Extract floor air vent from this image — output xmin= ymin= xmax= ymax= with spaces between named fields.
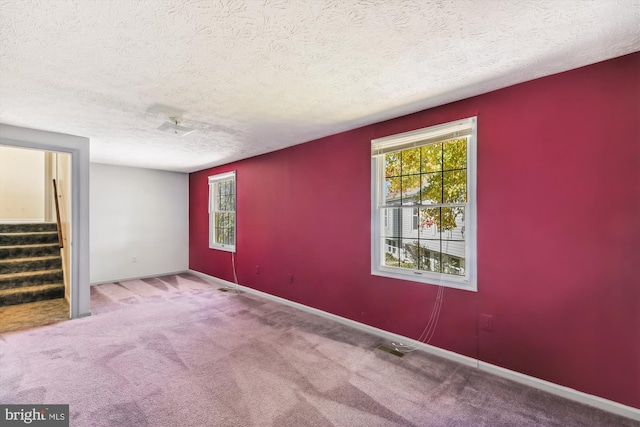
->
xmin=376 ymin=344 xmax=406 ymax=357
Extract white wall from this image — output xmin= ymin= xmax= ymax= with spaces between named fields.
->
xmin=90 ymin=163 xmax=189 ymax=283
xmin=0 ymin=145 xmax=45 ymax=221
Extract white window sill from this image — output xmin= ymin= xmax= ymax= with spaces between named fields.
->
xmin=371 ymin=266 xmax=477 ymax=292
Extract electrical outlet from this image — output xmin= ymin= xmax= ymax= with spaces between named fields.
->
xmin=255 ymin=265 xmax=260 ymax=274
xmin=479 ymin=314 xmax=494 ymax=331
xmin=132 ymin=256 xmax=138 ymax=263
xmin=288 ymin=274 xmax=293 ymax=284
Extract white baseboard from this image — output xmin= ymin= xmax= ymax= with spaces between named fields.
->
xmin=188 ymin=269 xmax=640 ymax=421
xmin=477 ymin=362 xmax=639 ymax=421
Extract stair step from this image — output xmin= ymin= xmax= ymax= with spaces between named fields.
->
xmin=0 ymin=283 xmax=65 ymax=307
xmin=0 ymin=243 xmax=60 ymax=260
xmin=0 ymin=231 xmax=59 ymax=246
xmin=0 ymin=223 xmax=58 ymax=233
xmin=0 ymin=269 xmax=64 ymax=290
xmin=0 ymin=256 xmax=63 ymax=275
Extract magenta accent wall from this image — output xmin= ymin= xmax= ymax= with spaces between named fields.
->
xmin=190 ymin=53 xmax=640 ymax=408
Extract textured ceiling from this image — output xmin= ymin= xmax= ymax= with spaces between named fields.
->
xmin=1 ymin=0 xmax=639 ymax=172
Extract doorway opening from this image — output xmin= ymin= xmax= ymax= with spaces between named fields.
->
xmin=0 ymin=145 xmax=72 ymax=331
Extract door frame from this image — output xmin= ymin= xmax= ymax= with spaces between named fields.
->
xmin=0 ymin=124 xmax=90 ymax=318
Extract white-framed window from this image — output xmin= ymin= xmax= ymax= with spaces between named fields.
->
xmin=208 ymin=171 xmax=236 ymax=252
xmin=371 ymin=117 xmax=477 ymax=291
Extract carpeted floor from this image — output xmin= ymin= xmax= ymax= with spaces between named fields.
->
xmin=0 ymin=273 xmax=636 ymax=427
xmin=0 ymin=297 xmax=69 ymax=333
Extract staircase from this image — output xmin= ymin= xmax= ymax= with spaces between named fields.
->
xmin=0 ymin=223 xmax=65 ymax=307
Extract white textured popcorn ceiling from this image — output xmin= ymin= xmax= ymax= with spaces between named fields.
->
xmin=0 ymin=0 xmax=638 ymax=172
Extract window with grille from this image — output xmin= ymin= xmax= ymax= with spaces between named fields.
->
xmin=371 ymin=117 xmax=477 ymax=291
xmin=208 ymin=171 xmax=236 ymax=252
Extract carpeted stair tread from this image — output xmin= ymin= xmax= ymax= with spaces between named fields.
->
xmin=0 ymin=283 xmax=64 ymax=296
xmin=0 ymin=231 xmax=58 ymax=236
xmin=0 ymin=223 xmax=58 ymax=233
xmin=0 ymin=283 xmax=65 ymax=306
xmin=0 ymin=243 xmax=59 ymax=250
xmin=0 ymin=269 xmax=64 ymax=290
xmin=0 ymin=243 xmax=60 ymax=259
xmin=0 ymin=256 xmax=63 ymax=275
xmin=0 ymin=255 xmax=61 ymax=264
xmin=0 ymin=268 xmax=63 ymax=279
xmin=0 ymin=231 xmax=59 ymax=245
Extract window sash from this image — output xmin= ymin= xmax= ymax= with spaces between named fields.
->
xmin=372 ymin=118 xmax=474 ymax=156
xmin=378 ymin=206 xmax=466 ymax=276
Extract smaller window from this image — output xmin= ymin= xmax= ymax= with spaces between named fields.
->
xmin=208 ymin=171 xmax=236 ymax=252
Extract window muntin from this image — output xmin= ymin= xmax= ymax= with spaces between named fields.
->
xmin=371 ymin=117 xmax=477 ymax=291
xmin=209 ymin=171 xmax=236 ymax=252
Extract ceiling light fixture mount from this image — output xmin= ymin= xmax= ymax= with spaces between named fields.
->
xmin=157 ymin=116 xmax=196 ymax=136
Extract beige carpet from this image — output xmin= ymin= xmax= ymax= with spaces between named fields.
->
xmin=0 ymin=297 xmax=69 ymax=333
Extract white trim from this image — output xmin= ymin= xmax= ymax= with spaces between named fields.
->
xmin=207 ymin=170 xmax=235 ymax=184
xmin=0 ymin=218 xmax=46 ymax=223
xmin=208 ymin=170 xmax=236 ymax=253
xmin=1 ymin=124 xmax=91 ymax=319
xmin=478 ymin=362 xmax=640 ymax=421
xmin=372 ymin=118 xmax=474 ymax=155
xmin=372 ymin=266 xmax=473 ymax=291
xmin=188 ymin=269 xmax=640 ymax=421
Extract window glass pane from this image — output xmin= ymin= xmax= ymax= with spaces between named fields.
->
xmin=215 ymin=212 xmax=235 ymax=245
xmin=401 ymin=175 xmax=420 ymax=204
xmin=443 ymin=138 xmax=466 ymax=170
xmin=418 ymin=207 xmax=440 ymax=237
xmin=227 ymin=181 xmax=236 ymax=210
xmin=441 ymin=207 xmax=465 ymax=276
xmin=401 ymin=239 xmax=420 ymax=269
xmin=440 ymin=207 xmax=465 ymax=239
xmin=227 ymin=214 xmax=236 ymax=245
xmin=420 ymin=173 xmax=442 ymax=204
xmin=217 ymin=179 xmax=235 ymax=211
xmin=421 ymin=143 xmax=442 ymax=173
xmin=385 ymin=152 xmax=401 ymax=178
xmin=385 ymin=177 xmax=401 ymax=206
xmin=439 ymin=207 xmax=464 ymax=240
xmin=442 ymin=254 xmax=465 ymax=276
xmin=381 ymin=208 xmax=401 ymax=237
xmin=383 ymin=238 xmax=401 ymax=267
xmin=443 ymin=170 xmax=466 ymax=203
xmin=401 ymin=147 xmax=421 ymax=175
xmin=418 ymin=242 xmax=440 ymax=272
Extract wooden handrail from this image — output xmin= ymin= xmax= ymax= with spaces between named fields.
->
xmin=53 ymin=179 xmax=64 ymax=249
